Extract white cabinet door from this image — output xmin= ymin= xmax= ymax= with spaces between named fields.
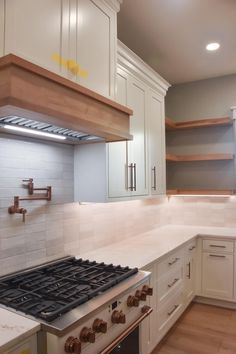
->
xmin=108 ymin=67 xmax=130 ymax=198
xmin=4 ymin=334 xmax=37 ymax=354
xmin=4 ymin=0 xmax=63 ymax=74
xmin=108 ymin=69 xmax=148 ymax=198
xmin=202 ymin=252 xmax=233 ymax=300
xmin=0 ymin=0 xmax=4 ymax=57
xmin=75 ymin=0 xmax=116 ymax=97
xmin=148 ymin=90 xmax=166 ymax=195
xmin=183 ymin=242 xmax=196 ymax=304
xmin=127 ymin=76 xmax=148 ymax=197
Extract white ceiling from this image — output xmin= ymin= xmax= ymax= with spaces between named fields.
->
xmin=117 ymin=0 xmax=236 ymax=84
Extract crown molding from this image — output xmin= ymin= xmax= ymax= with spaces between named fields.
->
xmin=102 ymin=0 xmax=123 ymax=12
xmin=117 ymin=40 xmax=171 ymax=96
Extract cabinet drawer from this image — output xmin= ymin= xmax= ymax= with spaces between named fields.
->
xmin=157 ymin=267 xmax=183 ymax=305
xmin=202 ymin=239 xmax=234 ymax=253
xmin=157 ymin=250 xmax=183 ymax=280
xmin=157 ymin=289 xmax=183 ymax=335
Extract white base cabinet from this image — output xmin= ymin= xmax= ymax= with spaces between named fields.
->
xmin=3 ymin=334 xmax=37 ymax=354
xmin=201 ymin=238 xmax=234 ymax=300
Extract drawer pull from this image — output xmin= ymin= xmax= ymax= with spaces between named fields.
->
xmin=168 ymin=278 xmax=179 ymax=288
xmin=209 ymin=254 xmax=226 ymax=258
xmin=209 ymin=245 xmax=226 ymax=248
xmin=168 ymin=258 xmax=179 ymax=266
xmin=187 ymin=261 xmax=191 ymax=279
xmin=189 ymin=246 xmax=196 ymax=251
xmin=168 ymin=304 xmax=179 ymax=316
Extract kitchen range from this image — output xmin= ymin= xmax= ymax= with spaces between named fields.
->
xmin=0 ymin=256 xmax=153 ymax=354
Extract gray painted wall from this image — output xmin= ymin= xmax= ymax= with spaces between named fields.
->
xmin=166 ymin=74 xmax=236 ymax=121
xmin=165 ymin=74 xmax=236 ymax=191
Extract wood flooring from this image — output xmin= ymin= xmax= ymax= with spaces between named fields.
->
xmin=152 ymin=303 xmax=236 ymax=354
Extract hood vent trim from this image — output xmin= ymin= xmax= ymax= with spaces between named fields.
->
xmin=0 ymin=54 xmax=133 ymax=143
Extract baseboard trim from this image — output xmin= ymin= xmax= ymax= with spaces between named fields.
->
xmin=194 ymin=296 xmax=236 ymax=309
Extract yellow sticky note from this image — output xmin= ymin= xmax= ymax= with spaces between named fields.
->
xmin=20 ymin=350 xmax=30 ymax=354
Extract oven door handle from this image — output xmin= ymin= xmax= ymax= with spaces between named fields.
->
xmin=99 ymin=306 xmax=153 ymax=354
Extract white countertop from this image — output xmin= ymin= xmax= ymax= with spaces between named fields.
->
xmin=0 ymin=308 xmax=40 ymax=352
xmin=2 ymin=224 xmax=236 ymax=351
xmin=80 ymin=225 xmax=236 ymax=269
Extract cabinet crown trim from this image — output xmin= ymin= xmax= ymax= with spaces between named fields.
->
xmin=117 ymin=40 xmax=170 ymax=96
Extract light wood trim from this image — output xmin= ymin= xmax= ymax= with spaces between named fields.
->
xmin=166 ymin=117 xmax=233 ymax=130
xmin=166 ymin=153 xmax=234 ymax=162
xmin=0 ymin=54 xmax=133 ymax=142
xmin=167 ymin=189 xmax=235 ymax=196
xmin=165 ymin=117 xmax=176 ymax=130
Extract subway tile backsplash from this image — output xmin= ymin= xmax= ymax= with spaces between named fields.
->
xmin=1 ymin=134 xmax=236 ymax=277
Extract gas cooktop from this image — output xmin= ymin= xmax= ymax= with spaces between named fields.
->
xmin=0 ymin=257 xmax=138 ymax=323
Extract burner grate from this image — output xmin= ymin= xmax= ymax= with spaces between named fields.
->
xmin=0 ymin=257 xmax=138 ymax=322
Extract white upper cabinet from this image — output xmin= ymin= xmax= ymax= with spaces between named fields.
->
xmin=0 ymin=0 xmax=4 ymax=57
xmin=4 ymin=0 xmax=63 ymax=74
xmin=148 ymin=90 xmax=166 ymax=195
xmin=2 ymin=0 xmax=119 ymax=97
xmin=108 ymin=42 xmax=169 ymax=200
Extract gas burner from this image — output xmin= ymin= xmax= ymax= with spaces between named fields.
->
xmin=0 ymin=257 xmax=138 ymax=322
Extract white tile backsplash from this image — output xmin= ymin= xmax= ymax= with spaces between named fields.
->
xmin=1 ymin=135 xmax=236 ymax=277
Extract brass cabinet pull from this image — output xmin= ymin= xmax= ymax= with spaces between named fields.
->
xmin=168 ymin=257 xmax=179 ymax=266
xmin=168 ymin=304 xmax=179 ymax=316
xmin=168 ymin=278 xmax=179 ymax=288
xmin=209 ymin=254 xmax=226 ymax=258
xmin=152 ymin=166 xmax=157 ymax=190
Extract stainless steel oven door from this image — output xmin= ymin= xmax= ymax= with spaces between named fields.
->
xmin=100 ymin=306 xmax=153 ymax=354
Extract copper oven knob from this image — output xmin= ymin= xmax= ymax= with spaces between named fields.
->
xmin=135 ymin=290 xmax=147 ymax=301
xmin=111 ymin=310 xmax=126 ymax=324
xmin=127 ymin=295 xmax=139 ymax=307
xmin=142 ymin=285 xmax=153 ymax=296
xmin=64 ymin=336 xmax=81 ymax=354
xmin=92 ymin=318 xmax=108 ymax=333
xmin=79 ymin=327 xmax=96 ymax=343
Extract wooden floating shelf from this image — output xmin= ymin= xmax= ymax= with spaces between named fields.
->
xmin=166 ymin=153 xmax=234 ymax=162
xmin=167 ymin=189 xmax=235 ymax=196
xmin=166 ymin=117 xmax=233 ymax=131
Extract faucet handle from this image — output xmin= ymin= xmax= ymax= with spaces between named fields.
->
xmin=22 ymin=178 xmax=34 ymax=194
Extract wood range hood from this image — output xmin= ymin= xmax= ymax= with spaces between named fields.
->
xmin=0 ymin=54 xmax=133 ymax=143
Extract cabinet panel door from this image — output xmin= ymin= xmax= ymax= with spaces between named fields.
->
xmin=108 ymin=68 xmax=130 ymax=198
xmin=0 ymin=0 xmax=4 ymax=57
xmin=148 ymin=90 xmax=166 ymax=195
xmin=202 ymin=253 xmax=233 ymax=300
xmin=76 ymin=0 xmax=115 ymax=97
xmin=127 ymin=77 xmax=148 ymax=196
xmin=5 ymin=0 xmax=63 ymax=74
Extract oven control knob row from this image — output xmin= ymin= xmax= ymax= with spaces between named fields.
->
xmin=64 ymin=336 xmax=81 ymax=354
xmin=93 ymin=318 xmax=108 ymax=333
xmin=127 ymin=295 xmax=139 ymax=307
xmin=135 ymin=289 xmax=147 ymax=301
xmin=111 ymin=310 xmax=126 ymax=324
xmin=80 ymin=327 xmax=96 ymax=343
xmin=142 ymin=285 xmax=153 ymax=296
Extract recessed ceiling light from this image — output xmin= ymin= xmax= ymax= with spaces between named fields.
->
xmin=206 ymin=42 xmax=220 ymax=51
